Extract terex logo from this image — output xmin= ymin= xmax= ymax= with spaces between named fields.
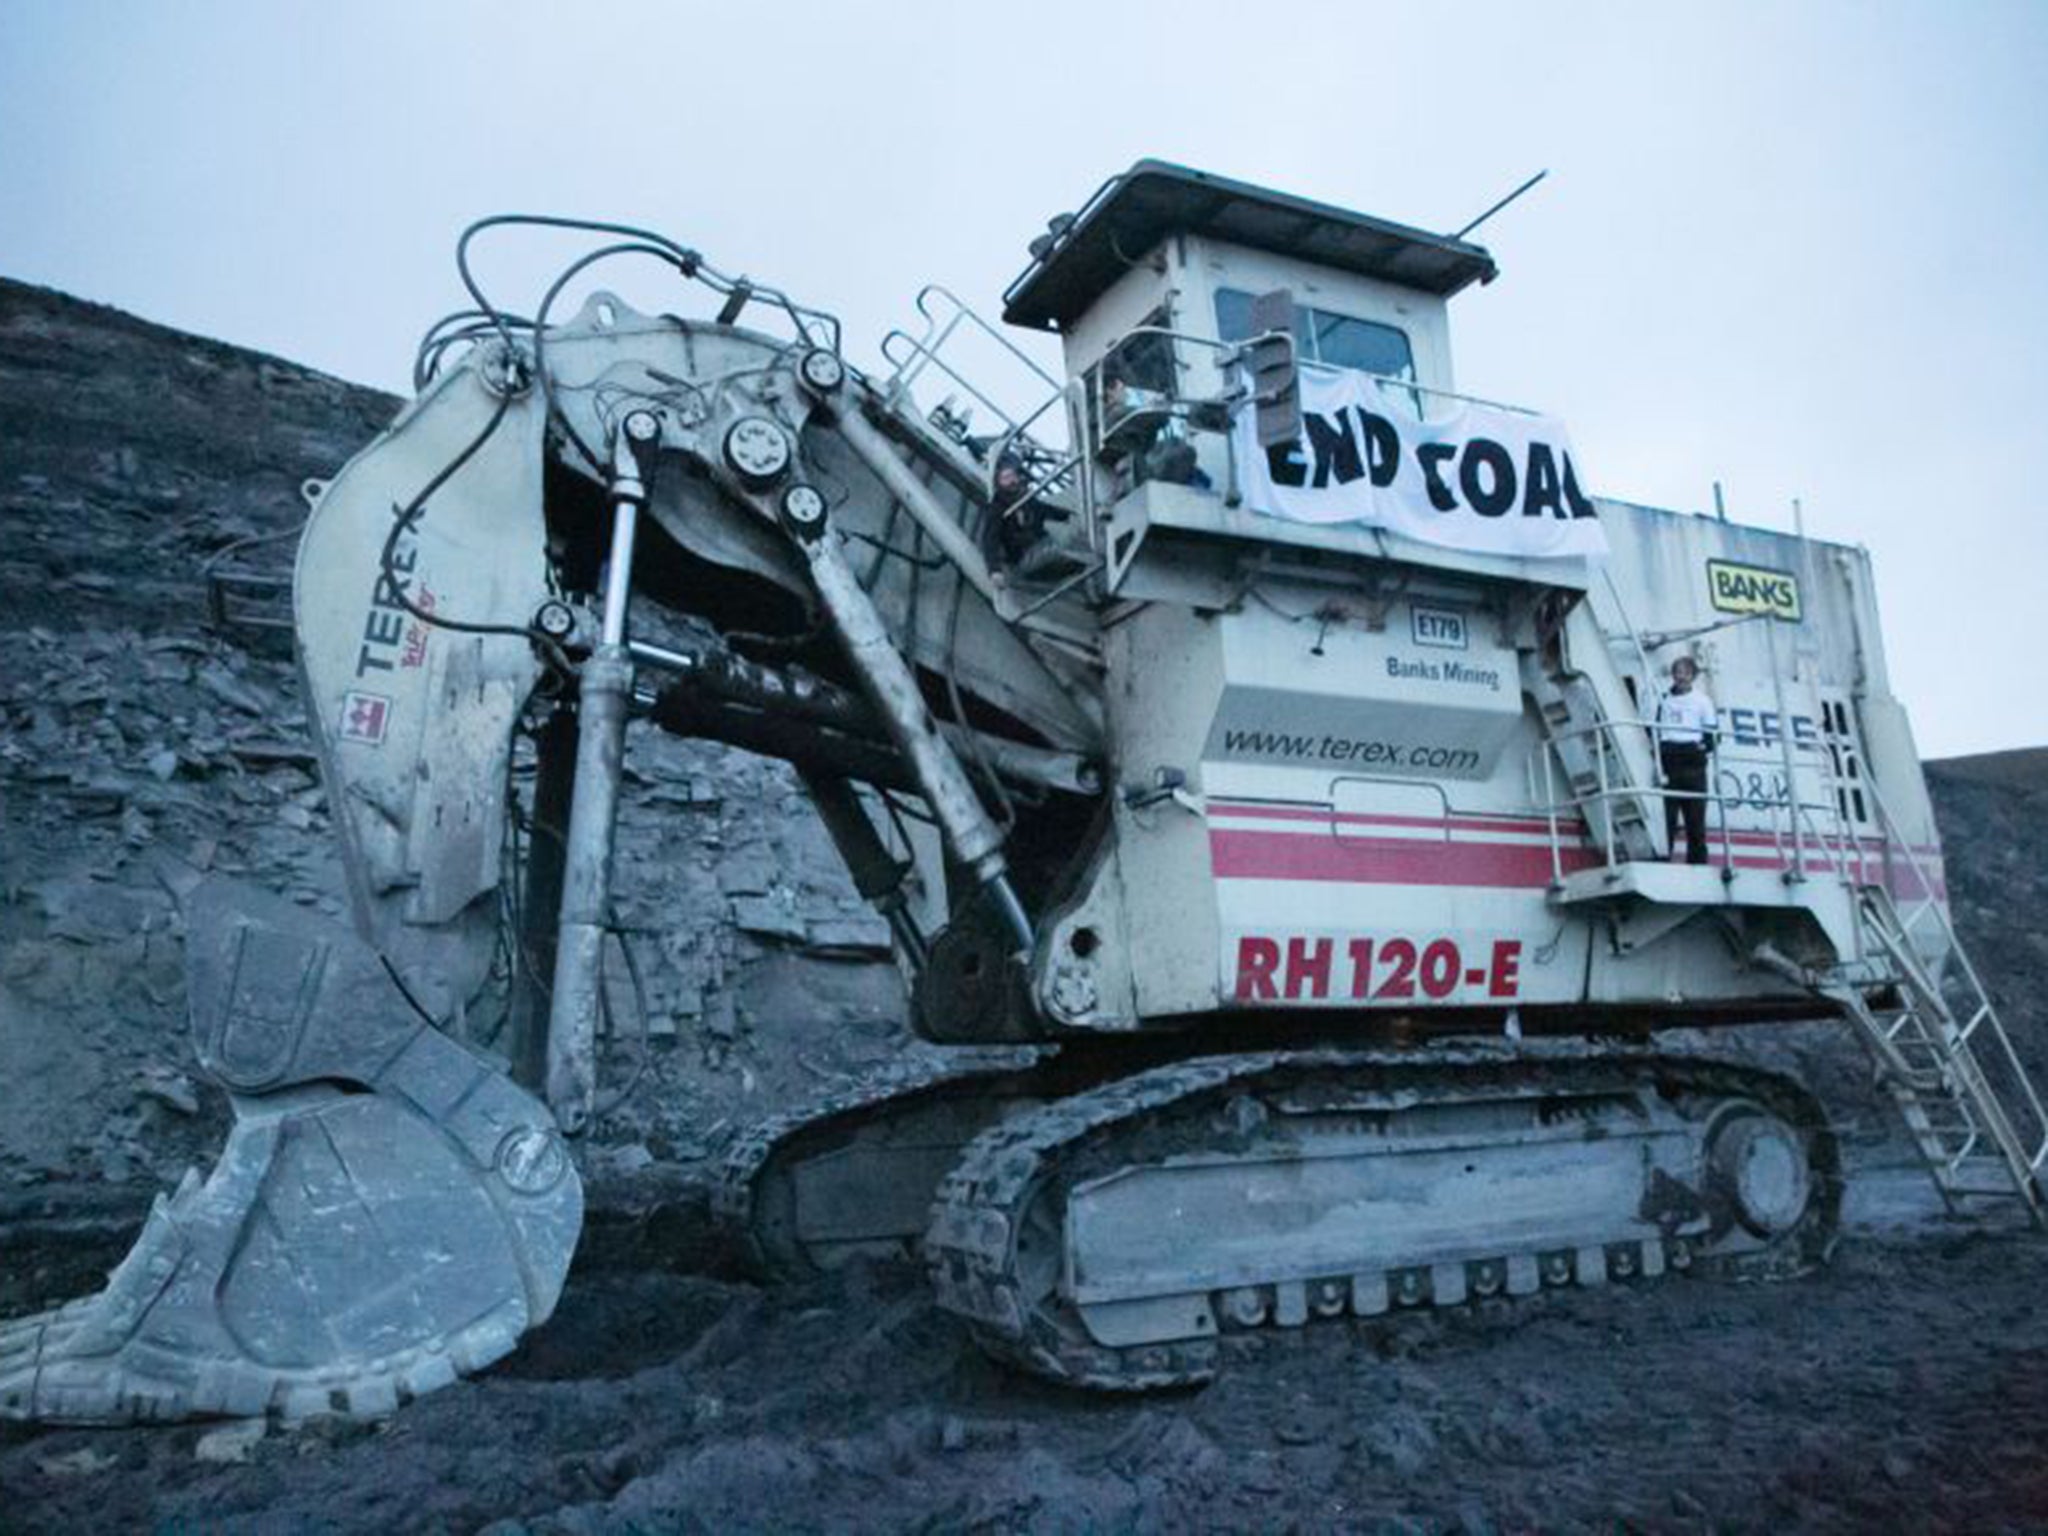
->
xmin=1707 ymin=559 xmax=1803 ymax=622
xmin=1411 ymin=604 xmax=1468 ymax=650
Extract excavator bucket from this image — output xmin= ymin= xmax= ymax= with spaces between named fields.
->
xmin=0 ymin=879 xmax=581 ymax=1424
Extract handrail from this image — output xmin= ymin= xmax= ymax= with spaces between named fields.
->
xmin=1083 ymin=325 xmax=1546 ymax=430
xmin=1857 ymin=773 xmax=2048 ymax=1165
xmin=879 ymin=285 xmax=1068 ymax=466
xmin=1327 ymin=775 xmax=1456 ymax=841
xmin=875 ymin=300 xmax=1580 ymax=596
xmin=1597 ymin=567 xmax=1662 ymax=701
xmin=1857 ymin=771 xmax=1960 ymax=960
xmin=874 ymin=283 xmax=1092 ymax=566
xmin=1539 ymin=746 xmax=1564 ymax=884
xmin=1534 ymin=708 xmax=1861 ymax=878
xmin=988 ymin=378 xmax=1089 ymax=523
xmin=1083 ymin=324 xmax=1261 ymax=447
xmin=885 ymin=284 xmax=1062 ymax=397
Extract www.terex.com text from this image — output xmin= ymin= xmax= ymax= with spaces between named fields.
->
xmin=1221 ymin=729 xmax=1482 ymax=773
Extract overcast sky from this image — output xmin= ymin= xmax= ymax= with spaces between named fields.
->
xmin=2 ymin=0 xmax=2042 ymax=756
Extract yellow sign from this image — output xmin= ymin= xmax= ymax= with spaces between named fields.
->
xmin=1706 ymin=559 xmax=1802 ymax=621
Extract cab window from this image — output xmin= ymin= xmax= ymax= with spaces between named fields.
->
xmin=1215 ymin=287 xmax=1414 ymax=382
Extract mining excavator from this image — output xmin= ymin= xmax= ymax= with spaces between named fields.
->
xmin=7 ymin=162 xmax=2046 ymax=1422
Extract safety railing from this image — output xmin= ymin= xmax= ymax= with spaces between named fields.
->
xmin=875 ymin=286 xmax=1099 ymax=580
xmin=1529 ymin=709 xmax=1879 ymax=887
xmin=1854 ymin=771 xmax=2048 ymax=1186
xmin=1535 ymin=713 xmax=1721 ymax=880
xmin=876 ymin=301 xmax=1571 ymax=584
xmin=1529 ymin=702 xmax=1964 ymax=948
xmin=880 ymin=285 xmax=1065 ymax=448
xmin=1854 ymin=771 xmax=1959 ymax=961
xmin=881 ymin=317 xmax=1269 ymax=571
xmin=1079 ymin=331 xmax=1567 ymax=514
xmin=1075 ymin=324 xmax=1295 ymax=520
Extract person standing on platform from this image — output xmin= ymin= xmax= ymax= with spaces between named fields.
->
xmin=1656 ymin=656 xmax=1718 ymax=864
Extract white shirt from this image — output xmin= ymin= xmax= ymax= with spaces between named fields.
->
xmin=1656 ymin=687 xmax=1718 ymax=747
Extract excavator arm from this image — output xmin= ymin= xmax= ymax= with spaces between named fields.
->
xmin=3 ymin=229 xmax=1110 ymax=1423
xmin=299 ymin=284 xmax=1106 ymax=1122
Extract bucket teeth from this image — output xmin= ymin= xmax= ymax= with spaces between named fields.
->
xmin=0 ymin=879 xmax=582 ymax=1426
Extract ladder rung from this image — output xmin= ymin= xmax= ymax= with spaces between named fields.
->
xmin=1907 ymin=1112 xmax=1980 ymax=1135
xmin=1952 ymin=1194 xmax=2040 ymax=1210
xmin=1906 ymin=1108 xmax=1973 ymax=1130
xmin=1928 ymin=1127 xmax=1982 ymax=1151
xmin=1942 ymin=1140 xmax=1987 ymax=1171
xmin=1890 ymin=1055 xmax=1951 ymax=1078
xmin=1891 ymin=1012 xmax=1962 ymax=1044
xmin=1832 ymin=891 xmax=2048 ymax=1219
xmin=1906 ymin=1102 xmax=1978 ymax=1122
xmin=1891 ymin=1074 xmax=1954 ymax=1096
xmin=1953 ymin=1143 xmax=2021 ymax=1164
xmin=1943 ymin=1157 xmax=2025 ymax=1184
xmin=1936 ymin=1158 xmax=2012 ymax=1181
xmin=1891 ymin=1063 xmax=1955 ymax=1089
xmin=1886 ymin=1034 xmax=1948 ymax=1058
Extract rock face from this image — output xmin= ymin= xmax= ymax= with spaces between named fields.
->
xmin=0 ymin=278 xmax=398 ymax=634
xmin=0 ymin=277 xmax=916 ymax=1206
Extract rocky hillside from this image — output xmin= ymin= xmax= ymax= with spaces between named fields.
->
xmin=0 ymin=280 xmax=396 ymax=632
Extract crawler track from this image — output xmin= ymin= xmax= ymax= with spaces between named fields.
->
xmin=925 ymin=1043 xmax=1840 ymax=1390
xmin=715 ymin=1051 xmax=1079 ymax=1276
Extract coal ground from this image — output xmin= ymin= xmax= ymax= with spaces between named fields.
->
xmin=3 ymin=279 xmax=2048 ymax=1532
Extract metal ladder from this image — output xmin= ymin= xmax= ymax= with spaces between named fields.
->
xmin=1525 ymin=595 xmax=1666 ymax=864
xmin=1821 ymin=877 xmax=2048 ymax=1222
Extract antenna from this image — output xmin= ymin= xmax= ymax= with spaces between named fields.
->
xmin=1450 ymin=170 xmax=1549 ymax=243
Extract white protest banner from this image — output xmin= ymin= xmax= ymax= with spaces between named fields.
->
xmin=1235 ymin=368 xmax=1608 ymax=560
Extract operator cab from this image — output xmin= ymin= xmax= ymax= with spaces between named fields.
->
xmin=996 ymin=161 xmax=1508 ymax=596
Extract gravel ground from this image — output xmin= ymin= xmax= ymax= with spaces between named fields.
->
xmin=5 ymin=1173 xmax=2045 ymax=1534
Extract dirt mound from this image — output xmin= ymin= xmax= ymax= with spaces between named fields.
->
xmin=8 ymin=1202 xmax=2048 ymax=1532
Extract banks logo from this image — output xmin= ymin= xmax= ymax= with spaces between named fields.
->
xmin=1706 ymin=559 xmax=1802 ymax=621
xmin=1411 ymin=604 xmax=1468 ymax=650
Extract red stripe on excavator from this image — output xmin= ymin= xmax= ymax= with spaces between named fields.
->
xmin=1208 ymin=829 xmax=1598 ymax=887
xmin=1206 ymin=828 xmax=1947 ymax=902
xmin=1206 ymin=798 xmax=1945 ymax=860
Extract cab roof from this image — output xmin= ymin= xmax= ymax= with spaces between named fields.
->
xmin=1001 ymin=160 xmax=1500 ymax=333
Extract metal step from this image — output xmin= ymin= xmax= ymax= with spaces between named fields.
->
xmin=1521 ymin=606 xmax=1665 ymax=866
xmin=1826 ymin=885 xmax=2048 ymax=1224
